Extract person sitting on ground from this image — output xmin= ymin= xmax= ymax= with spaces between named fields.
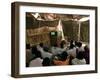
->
xmin=77 ymin=42 xmax=84 ymax=52
xmin=67 ymin=42 xmax=78 ymax=65
xmin=61 ymin=40 xmax=67 ymax=49
xmin=53 ymin=51 xmax=70 ymax=65
xmin=31 ymin=45 xmax=39 ymax=58
xmin=74 ymin=41 xmax=78 ymax=47
xmin=37 ymin=42 xmax=44 ymax=53
xmin=67 ymin=44 xmax=77 ymax=59
xmin=41 ymin=46 xmax=52 ymax=59
xmin=51 ymin=43 xmax=61 ymax=55
xmin=71 ymin=51 xmax=86 ymax=65
xmin=29 ymin=50 xmax=43 ymax=67
xmin=42 ymin=57 xmax=51 ymax=66
xmin=26 ymin=44 xmax=33 ymax=67
xmin=84 ymin=45 xmax=90 ymax=64
xmin=69 ymin=40 xmax=75 ymax=49
xmin=58 ymin=40 xmax=67 ymax=54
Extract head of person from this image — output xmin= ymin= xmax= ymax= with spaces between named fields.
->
xmin=60 ymin=51 xmax=68 ymax=61
xmin=53 ymin=43 xmax=58 ymax=47
xmin=39 ymin=43 xmax=44 ymax=48
xmin=35 ymin=50 xmax=42 ymax=59
xmin=60 ymin=40 xmax=66 ymax=48
xmin=76 ymin=51 xmax=85 ymax=60
xmin=70 ymin=40 xmax=74 ymax=44
xmin=26 ymin=44 xmax=30 ymax=49
xmin=42 ymin=57 xmax=51 ymax=66
xmin=75 ymin=41 xmax=78 ymax=46
xmin=69 ymin=44 xmax=75 ymax=49
xmin=77 ymin=42 xmax=82 ymax=48
xmin=31 ymin=45 xmax=38 ymax=54
xmin=84 ymin=45 xmax=89 ymax=53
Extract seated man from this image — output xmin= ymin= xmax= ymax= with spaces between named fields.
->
xmin=67 ymin=45 xmax=77 ymax=58
xmin=71 ymin=51 xmax=86 ymax=65
xmin=51 ymin=43 xmax=63 ymax=55
xmin=77 ymin=42 xmax=84 ymax=52
xmin=53 ymin=51 xmax=69 ymax=65
xmin=29 ymin=50 xmax=43 ymax=67
xmin=37 ymin=42 xmax=44 ymax=53
xmin=41 ymin=46 xmax=52 ymax=59
xmin=26 ymin=44 xmax=33 ymax=67
xmin=42 ymin=57 xmax=51 ymax=66
xmin=84 ymin=45 xmax=90 ymax=64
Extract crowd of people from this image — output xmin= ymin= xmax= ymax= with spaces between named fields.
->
xmin=26 ymin=40 xmax=89 ymax=67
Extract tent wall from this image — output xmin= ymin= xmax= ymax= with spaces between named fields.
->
xmin=62 ymin=20 xmax=89 ymax=42
xmin=80 ymin=21 xmax=89 ymax=42
xmin=62 ymin=20 xmax=78 ymax=41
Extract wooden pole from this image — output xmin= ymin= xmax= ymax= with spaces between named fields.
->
xmin=78 ymin=22 xmax=81 ymax=41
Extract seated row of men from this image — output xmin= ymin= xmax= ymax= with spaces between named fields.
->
xmin=26 ymin=40 xmax=89 ymax=67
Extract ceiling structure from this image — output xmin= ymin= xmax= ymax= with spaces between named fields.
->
xmin=26 ymin=12 xmax=89 ymax=21
xmin=26 ymin=12 xmax=89 ymax=29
